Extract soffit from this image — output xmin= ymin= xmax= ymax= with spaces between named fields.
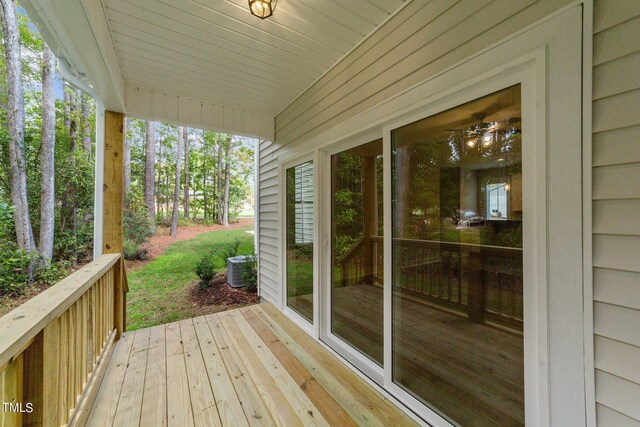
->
xmin=103 ymin=0 xmax=406 ymax=117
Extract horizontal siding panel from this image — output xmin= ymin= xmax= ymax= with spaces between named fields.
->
xmin=259 ymin=176 xmax=278 ymax=190
xmin=258 ymin=260 xmax=278 ymax=278
xmin=259 ymin=211 xmax=279 ymax=222
xmin=260 ymin=166 xmax=279 ymax=181
xmin=593 ymin=163 xmax=640 ymax=200
xmin=595 ymin=335 xmax=640 ymax=385
xmin=594 ymin=235 xmax=640 ymax=272
xmin=593 ymin=125 xmax=640 ymax=166
xmin=594 ymin=51 xmax=640 ymax=100
xmin=279 ymin=0 xmax=531 ymax=143
xmin=594 ymin=268 xmax=640 ymax=310
xmin=259 ymin=242 xmax=278 ymax=255
xmin=259 ymin=235 xmax=278 ymax=248
xmin=259 ymin=142 xmax=280 ymax=159
xmin=594 ymin=302 xmax=640 ymax=347
xmin=260 ymin=154 xmax=277 ymax=168
xmin=260 ymin=207 xmax=278 ymax=220
xmin=259 ymin=250 xmax=278 ymax=267
xmin=593 ymin=15 xmax=640 ymax=66
xmin=594 ymin=0 xmax=640 ymax=33
xmin=258 ymin=226 xmax=277 ymax=239
xmin=259 ymin=193 xmax=279 ymax=205
xmin=260 ymin=218 xmax=278 ymax=233
xmin=259 ymin=185 xmax=278 ymax=197
xmin=595 ymin=370 xmax=640 ymax=422
xmin=594 ymin=200 xmax=640 ymax=236
xmin=593 ymin=89 xmax=640 ymax=133
xmin=597 ymin=404 xmax=640 ymax=427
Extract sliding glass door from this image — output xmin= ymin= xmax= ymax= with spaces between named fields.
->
xmin=285 ymin=161 xmax=314 ymax=323
xmin=390 ymin=85 xmax=524 ymax=425
xmin=330 ymin=139 xmax=384 ymax=366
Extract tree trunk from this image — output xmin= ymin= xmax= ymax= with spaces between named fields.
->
xmin=144 ymin=121 xmax=156 ymax=227
xmin=203 ymin=155 xmax=208 ymax=222
xmin=38 ymin=44 xmax=56 ymax=263
xmin=81 ymin=94 xmax=92 ymax=155
xmin=69 ymin=89 xmax=78 ymax=151
xmin=171 ymin=127 xmax=184 ymax=236
xmin=123 ymin=117 xmax=131 ymax=196
xmin=183 ymin=128 xmax=189 ymax=219
xmin=69 ymin=89 xmax=79 ymax=264
xmin=216 ymin=137 xmax=223 ymax=224
xmin=63 ymin=86 xmax=70 ymax=130
xmin=222 ymin=136 xmax=232 ymax=226
xmin=0 ymin=0 xmax=36 ymax=254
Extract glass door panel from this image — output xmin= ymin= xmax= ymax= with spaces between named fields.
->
xmin=391 ymin=85 xmax=524 ymax=425
xmin=331 ymin=139 xmax=384 ymax=366
xmin=285 ymin=161 xmax=314 ymax=322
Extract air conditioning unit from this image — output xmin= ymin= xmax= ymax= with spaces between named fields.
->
xmin=227 ymin=255 xmax=251 ymax=288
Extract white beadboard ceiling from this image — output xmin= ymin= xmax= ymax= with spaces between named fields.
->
xmin=103 ymin=0 xmax=406 ymax=117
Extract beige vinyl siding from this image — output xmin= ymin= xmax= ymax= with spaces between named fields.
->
xmin=593 ymin=0 xmax=640 ymax=424
xmin=258 ymin=148 xmax=280 ymax=304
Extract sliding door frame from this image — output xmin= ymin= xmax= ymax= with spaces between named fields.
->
xmin=319 ymin=127 xmax=385 ymax=385
xmin=279 ymin=152 xmax=320 ymax=337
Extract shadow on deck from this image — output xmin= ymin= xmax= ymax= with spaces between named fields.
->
xmin=87 ymin=302 xmax=418 ymax=426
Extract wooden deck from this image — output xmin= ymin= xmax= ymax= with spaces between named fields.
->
xmin=87 ymin=302 xmax=418 ymax=426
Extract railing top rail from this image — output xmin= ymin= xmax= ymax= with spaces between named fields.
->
xmin=0 ymin=253 xmax=120 ymax=370
xmin=371 ymin=236 xmax=523 ymax=253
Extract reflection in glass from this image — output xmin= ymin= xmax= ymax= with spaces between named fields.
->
xmin=286 ymin=161 xmax=314 ymax=322
xmin=331 ymin=139 xmax=384 ymax=365
xmin=391 ymin=85 xmax=524 ymax=426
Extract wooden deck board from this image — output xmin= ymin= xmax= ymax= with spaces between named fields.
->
xmin=86 ymin=331 xmax=134 ymax=426
xmin=88 ymin=302 xmax=419 ymax=426
xmin=179 ymin=319 xmax=223 ymax=427
xmin=140 ymin=324 xmax=167 ymax=426
xmin=112 ymin=328 xmax=150 ymax=426
xmin=166 ymin=320 xmax=195 ymax=427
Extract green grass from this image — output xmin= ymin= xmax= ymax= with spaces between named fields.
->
xmin=126 ymin=227 xmax=254 ymax=331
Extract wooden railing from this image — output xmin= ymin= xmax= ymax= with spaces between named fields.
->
xmin=0 ymin=253 xmax=127 ymax=427
xmin=337 ymin=237 xmax=368 ymax=287
xmin=339 ymin=236 xmax=523 ymax=329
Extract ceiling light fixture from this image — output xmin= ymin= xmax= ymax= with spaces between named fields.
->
xmin=249 ymin=0 xmax=277 ymax=19
xmin=481 ymin=133 xmax=493 ymax=148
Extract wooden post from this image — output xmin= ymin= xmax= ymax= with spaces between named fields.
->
xmin=361 ymin=156 xmax=377 ymax=282
xmin=467 ymin=250 xmax=485 ymax=323
xmin=102 ymin=111 xmax=125 ymax=339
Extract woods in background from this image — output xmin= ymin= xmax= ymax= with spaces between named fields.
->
xmin=0 ymin=2 xmax=256 ymax=296
xmin=123 ymin=119 xmax=255 ymax=259
xmin=0 ymin=1 xmax=97 ymax=296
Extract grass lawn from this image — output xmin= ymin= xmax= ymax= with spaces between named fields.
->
xmin=126 ymin=226 xmax=254 ymax=330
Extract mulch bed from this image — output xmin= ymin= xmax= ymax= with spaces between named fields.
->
xmin=188 ymin=272 xmax=260 ymax=316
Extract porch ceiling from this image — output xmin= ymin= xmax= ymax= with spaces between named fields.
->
xmin=105 ymin=0 xmax=405 ymax=117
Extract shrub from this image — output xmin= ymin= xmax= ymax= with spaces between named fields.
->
xmin=34 ymin=260 xmax=70 ymax=286
xmin=195 ymin=252 xmax=217 ymax=287
xmin=216 ymin=238 xmax=241 ymax=263
xmin=0 ymin=245 xmax=37 ymax=296
xmin=123 ymin=239 xmax=149 ymax=261
xmin=240 ymin=254 xmax=258 ymax=293
xmin=124 ymin=207 xmax=154 ymax=246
